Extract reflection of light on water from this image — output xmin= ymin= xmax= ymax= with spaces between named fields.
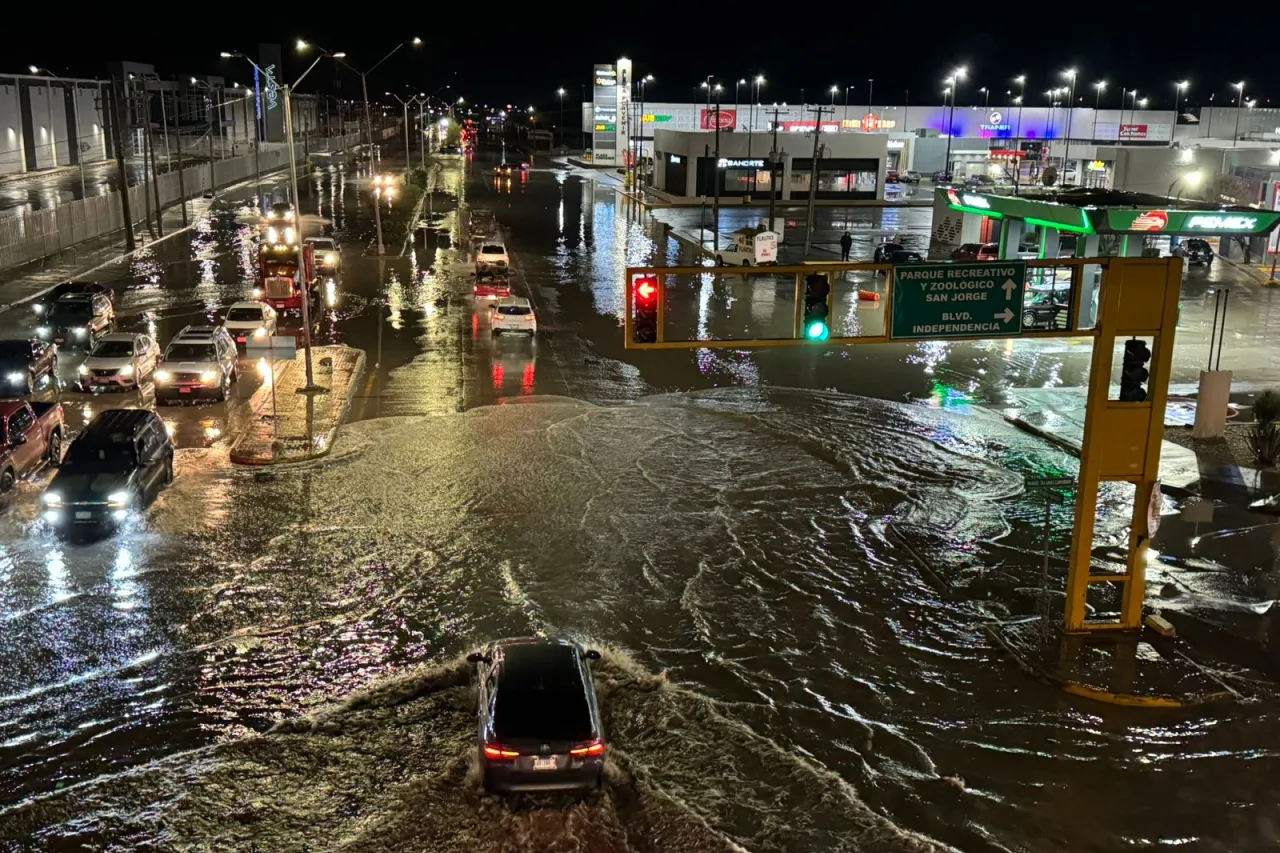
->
xmin=928 ymin=380 xmax=973 ymax=411
xmin=202 ymin=420 xmax=221 ymax=442
xmin=257 ymin=357 xmax=272 ymax=384
xmin=907 ymin=341 xmax=950 ymax=376
xmin=163 ymin=420 xmax=176 ymax=438
xmin=112 ymin=547 xmax=139 ymax=611
xmin=387 ymin=273 xmax=404 ymax=330
xmin=696 ymin=272 xmax=715 ymax=342
xmin=325 ymin=279 xmax=337 ymax=307
xmin=46 ymin=549 xmax=70 ymax=603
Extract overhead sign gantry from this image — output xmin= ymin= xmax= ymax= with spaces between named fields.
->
xmin=625 ymin=258 xmax=1182 ymax=638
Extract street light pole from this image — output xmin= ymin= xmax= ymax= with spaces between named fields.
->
xmin=1232 ymin=81 xmax=1245 ymax=147
xmin=388 ymin=92 xmax=411 ymax=174
xmin=557 ymin=88 xmax=565 ymax=150
xmin=1061 ymin=69 xmax=1077 ymax=185
xmin=943 ymin=67 xmax=965 ymax=181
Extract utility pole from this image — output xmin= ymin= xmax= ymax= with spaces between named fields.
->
xmin=359 ymin=73 xmax=385 ymax=254
xmin=136 ymin=86 xmax=154 ymax=238
xmin=146 ymin=100 xmax=162 ymax=237
xmin=108 ymin=77 xmax=136 ymax=252
xmin=766 ymin=107 xmax=782 ymax=233
xmin=804 ymin=106 xmax=831 ymax=255
xmin=207 ymin=97 xmax=215 ymax=193
xmin=175 ymin=117 xmax=186 ymax=226
xmin=712 ymin=92 xmax=721 ymax=251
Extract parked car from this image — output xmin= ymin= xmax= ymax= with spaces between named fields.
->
xmin=31 ymin=281 xmax=113 ymax=318
xmin=873 ymin=242 xmax=905 ymax=263
xmin=305 ymin=237 xmax=340 ymax=274
xmin=38 ymin=293 xmax=115 ymax=350
xmin=154 ymin=326 xmax=239 ymax=404
xmin=41 ymin=408 xmax=172 ymax=531
xmin=1173 ymin=238 xmax=1215 ymax=266
xmin=1023 ymin=288 xmax=1070 ymax=329
xmin=221 ymin=301 xmax=278 ymax=346
xmin=932 ymin=170 xmax=953 ymax=183
xmin=885 ymin=169 xmax=902 ymax=184
xmin=76 ymin=332 xmax=161 ymax=391
xmin=951 ymin=242 xmax=1000 ymax=262
xmin=0 ymin=339 xmax=58 ymax=394
xmin=490 ymin=296 xmax=537 ymax=336
xmin=474 ymin=271 xmax=511 ymax=299
xmin=468 ymin=638 xmax=606 ymax=794
xmin=0 ymin=400 xmax=64 ymax=495
xmin=887 ymin=250 xmax=925 ymax=264
xmin=901 ymin=171 xmax=922 ymax=184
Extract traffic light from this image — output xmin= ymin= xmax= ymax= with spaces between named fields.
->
xmin=633 ymin=275 xmax=658 ymax=344
xmin=1119 ymin=338 xmax=1151 ymax=402
xmin=802 ymin=273 xmax=831 ymax=341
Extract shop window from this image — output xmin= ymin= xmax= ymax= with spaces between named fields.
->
xmin=816 ymin=169 xmax=877 ymax=193
xmin=721 ymin=167 xmax=756 ymax=190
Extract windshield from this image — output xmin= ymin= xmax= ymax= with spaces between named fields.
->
xmin=50 ymin=303 xmax=93 ymax=322
xmin=165 ymin=344 xmax=216 ymax=361
xmin=63 ymin=442 xmax=137 ymax=473
xmin=498 ymin=306 xmax=531 ymax=316
xmin=481 ymin=245 xmax=504 ymax=254
xmin=226 ymin=308 xmax=264 ymax=322
xmin=91 ymin=341 xmax=133 ymax=358
xmin=0 ymin=342 xmax=32 ymax=359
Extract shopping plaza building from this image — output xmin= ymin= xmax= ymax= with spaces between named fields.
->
xmin=580 ymin=62 xmax=1280 ymax=210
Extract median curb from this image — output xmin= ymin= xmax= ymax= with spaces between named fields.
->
xmin=229 ymin=345 xmax=367 ymax=466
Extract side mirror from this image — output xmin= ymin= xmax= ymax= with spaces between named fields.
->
xmin=466 ymin=652 xmax=485 ymax=665
xmin=585 ymin=649 xmax=601 ymax=661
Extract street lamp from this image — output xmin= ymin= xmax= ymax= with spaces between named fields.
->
xmin=1232 ymin=81 xmax=1246 ymax=146
xmin=1174 ymin=80 xmax=1189 ymax=112
xmin=1093 ymin=80 xmax=1106 ymax=108
xmin=829 ymin=84 xmax=838 ymax=107
xmin=748 ymin=75 xmax=764 ymax=197
xmin=1061 ymin=68 xmax=1077 ymax=186
xmin=943 ymin=66 xmax=965 ymax=181
xmin=317 ymin=37 xmax=423 ymax=256
xmin=556 ymin=87 xmax=565 ymax=150
xmin=221 ymin=47 xmax=335 ymax=392
xmin=1169 ymin=169 xmax=1202 ymax=200
xmin=979 ymin=86 xmax=989 ymax=111
xmin=636 ymin=75 xmax=653 ymax=186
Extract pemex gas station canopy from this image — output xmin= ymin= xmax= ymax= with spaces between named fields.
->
xmin=940 ymin=187 xmax=1280 ymax=238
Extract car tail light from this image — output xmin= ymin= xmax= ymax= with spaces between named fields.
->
xmin=483 ymin=744 xmax=519 ymax=760
xmin=569 ymin=740 xmax=606 ymax=757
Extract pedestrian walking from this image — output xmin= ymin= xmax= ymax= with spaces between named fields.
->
xmin=840 ymin=231 xmax=853 ymax=261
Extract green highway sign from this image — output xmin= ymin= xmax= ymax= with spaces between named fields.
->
xmin=891 ymin=261 xmax=1026 ymax=340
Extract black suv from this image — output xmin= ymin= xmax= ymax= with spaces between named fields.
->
xmin=1175 ymin=238 xmax=1214 ymax=266
xmin=41 ymin=409 xmax=174 ymax=531
xmin=469 ymin=638 xmax=606 ymax=794
xmin=40 ymin=293 xmax=115 ymax=350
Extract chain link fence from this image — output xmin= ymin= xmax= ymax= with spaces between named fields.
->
xmin=0 ymin=128 xmax=390 ymax=273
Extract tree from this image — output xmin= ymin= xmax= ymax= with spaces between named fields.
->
xmin=1199 ymin=174 xmax=1252 ymax=206
xmin=1040 ymin=165 xmax=1058 ymax=187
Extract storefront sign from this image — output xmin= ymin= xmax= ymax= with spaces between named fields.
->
xmin=700 ymin=109 xmax=737 ymax=130
xmin=980 ymin=111 xmax=1011 ymax=132
xmin=669 ymin=155 xmax=682 ymax=164
xmin=594 ymin=68 xmax=616 ymax=87
xmin=887 ymin=139 xmax=905 ymax=149
xmin=718 ymin=158 xmax=764 ymax=169
xmin=754 ymin=231 xmax=779 ymax=264
xmin=642 ymin=115 xmax=673 ymax=123
xmin=851 ymin=113 xmax=897 ymax=131
xmin=1119 ymin=124 xmax=1148 ymax=139
xmin=946 ymin=190 xmax=991 ymax=209
xmin=1103 ymin=209 xmax=1280 ymax=235
xmin=988 ymin=150 xmax=1024 ymax=161
xmin=1087 ymin=160 xmax=1107 ymax=171
xmin=263 ymin=64 xmax=279 ymax=112
xmin=781 ymin=121 xmax=841 ymax=133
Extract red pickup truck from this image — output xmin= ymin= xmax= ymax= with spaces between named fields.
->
xmin=0 ymin=400 xmax=64 ymax=494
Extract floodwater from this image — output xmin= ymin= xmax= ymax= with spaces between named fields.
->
xmin=0 ymin=149 xmax=1277 ymax=853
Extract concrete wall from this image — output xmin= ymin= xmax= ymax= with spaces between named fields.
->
xmin=0 ymin=83 xmax=21 ymax=176
xmin=1101 ymin=146 xmax=1280 ymax=198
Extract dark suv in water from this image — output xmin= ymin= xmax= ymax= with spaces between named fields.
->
xmin=1174 ymin=238 xmax=1215 ymax=266
xmin=468 ymin=637 xmax=606 ymax=793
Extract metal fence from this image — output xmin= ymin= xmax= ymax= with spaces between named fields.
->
xmin=0 ymin=125 xmax=396 ymax=273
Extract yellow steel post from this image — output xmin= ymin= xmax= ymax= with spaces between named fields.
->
xmin=793 ymin=272 xmax=803 ymax=339
xmin=656 ymin=271 xmax=666 ymax=344
xmin=624 ymin=270 xmax=634 ymax=342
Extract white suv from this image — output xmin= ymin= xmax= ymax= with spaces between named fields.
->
xmin=155 ymin=326 xmax=239 ymax=403
xmin=222 ymin=301 xmax=278 ymax=346
xmin=489 ymin=296 xmax=537 ymax=336
xmin=476 ymin=241 xmax=509 ymax=270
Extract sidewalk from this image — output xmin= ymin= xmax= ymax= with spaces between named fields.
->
xmin=229 ymin=346 xmax=366 ymax=465
xmin=993 ymin=385 xmax=1280 ymax=502
xmin=1218 ymin=252 xmax=1279 ymax=284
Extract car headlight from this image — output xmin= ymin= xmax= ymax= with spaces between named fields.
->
xmin=6 ymin=371 xmax=23 ymax=383
xmin=42 ymin=492 xmax=61 ymax=506
xmin=37 ymin=326 xmax=49 ymax=336
xmin=107 ymin=491 xmax=130 ymax=508
xmin=120 ymin=364 xmax=135 ymax=377
xmin=284 ymin=227 xmax=295 ymax=243
xmin=252 ymin=287 xmax=263 ymax=298
xmin=200 ymin=370 xmax=218 ymax=384
xmin=77 ymin=364 xmax=89 ymax=375
xmin=74 ymin=327 xmax=86 ymax=337
xmin=267 ymin=227 xmax=279 ymax=243
xmin=253 ymin=326 xmax=268 ymax=338
xmin=155 ymin=370 xmax=172 ymax=383
xmin=325 ymin=253 xmax=337 ymax=265
xmin=33 ymin=304 xmax=44 ymax=314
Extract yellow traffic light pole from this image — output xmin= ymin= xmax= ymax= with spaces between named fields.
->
xmin=624 ymin=257 xmax=1182 ymax=633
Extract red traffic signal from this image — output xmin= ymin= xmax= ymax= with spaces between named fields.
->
xmin=635 ymin=276 xmax=658 ymax=303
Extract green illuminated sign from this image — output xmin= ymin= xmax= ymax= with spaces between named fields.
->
xmin=938 ymin=189 xmax=1094 ymax=233
xmin=891 ymin=261 xmax=1026 ymax=340
xmin=642 ymin=114 xmax=673 ymax=122
xmin=1103 ymin=209 xmax=1280 ymax=235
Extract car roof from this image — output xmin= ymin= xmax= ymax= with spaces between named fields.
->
xmin=55 ymin=293 xmax=96 ymax=302
xmin=96 ymin=332 xmax=141 ymax=343
xmin=304 ymin=236 xmax=334 ymax=244
xmin=496 ymin=296 xmax=531 ymax=308
xmin=171 ymin=326 xmax=226 ymax=342
xmin=81 ymin=408 xmax=156 ymax=438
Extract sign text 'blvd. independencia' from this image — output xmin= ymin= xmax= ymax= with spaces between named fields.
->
xmin=890 ymin=261 xmax=1027 ymax=340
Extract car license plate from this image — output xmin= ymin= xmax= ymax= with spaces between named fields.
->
xmin=54 ymin=338 xmax=65 ymax=344
xmin=179 ymin=387 xmax=191 ymax=394
xmin=532 ymin=756 xmax=557 ymax=771
xmin=75 ymin=511 xmax=92 ymax=520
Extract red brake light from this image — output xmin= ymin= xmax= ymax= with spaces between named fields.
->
xmin=569 ymin=740 xmax=606 ymax=757
xmin=483 ymin=744 xmax=520 ymax=759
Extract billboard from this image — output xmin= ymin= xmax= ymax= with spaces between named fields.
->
xmin=592 ymin=64 xmax=617 ymax=165
xmin=700 ymin=109 xmax=737 ymax=130
xmin=257 ymin=43 xmax=284 ymax=143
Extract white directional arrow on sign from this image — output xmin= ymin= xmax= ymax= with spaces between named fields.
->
xmin=994 ymin=307 xmax=1015 ymax=323
xmin=1002 ymin=279 xmax=1018 ymax=299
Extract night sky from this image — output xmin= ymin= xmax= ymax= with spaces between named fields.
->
xmin=12 ymin=16 xmax=1277 ymax=115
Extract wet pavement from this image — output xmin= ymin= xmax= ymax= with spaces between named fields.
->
xmin=0 ymin=144 xmax=1278 ymax=852
xmin=0 ymin=156 xmax=183 ymax=219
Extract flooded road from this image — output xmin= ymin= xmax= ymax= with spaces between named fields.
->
xmin=0 ymin=147 xmax=1277 ymax=852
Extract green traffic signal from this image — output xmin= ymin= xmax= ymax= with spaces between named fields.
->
xmin=805 ymin=321 xmax=829 ymax=341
